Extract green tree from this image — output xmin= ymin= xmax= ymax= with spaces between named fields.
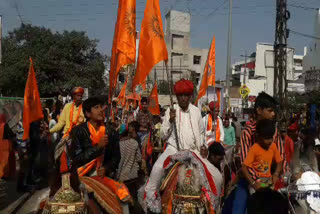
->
xmin=0 ymin=24 xmax=106 ymax=97
xmin=158 ymin=80 xmax=170 ymax=95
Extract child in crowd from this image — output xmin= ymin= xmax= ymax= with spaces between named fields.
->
xmin=116 ymin=124 xmax=142 ymax=214
xmin=242 ymin=119 xmax=283 ymax=194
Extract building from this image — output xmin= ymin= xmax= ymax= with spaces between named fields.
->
xmin=231 ymin=43 xmax=305 ymax=108
xmin=303 ymin=9 xmax=320 ymax=92
xmin=147 ymin=10 xmax=209 ymax=92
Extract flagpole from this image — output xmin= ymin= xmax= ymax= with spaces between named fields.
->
xmin=165 ymin=62 xmax=180 ymax=151
xmin=213 ymin=86 xmax=216 ymax=126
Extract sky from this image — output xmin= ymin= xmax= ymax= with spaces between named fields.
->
xmin=1 ymin=0 xmax=320 ymax=80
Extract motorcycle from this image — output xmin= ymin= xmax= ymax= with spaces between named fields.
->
xmin=278 ymin=169 xmax=320 ymax=214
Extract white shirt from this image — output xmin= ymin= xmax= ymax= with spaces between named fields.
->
xmin=202 ymin=114 xmax=224 ymax=145
xmin=133 ymin=106 xmax=139 ymax=120
xmin=161 ymin=103 xmax=205 ymax=153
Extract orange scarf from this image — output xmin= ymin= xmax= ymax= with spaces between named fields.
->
xmin=88 ymin=122 xmax=106 ymax=145
xmin=78 ymin=123 xmax=131 ymax=206
xmin=63 ymin=102 xmax=83 ymax=138
xmin=76 ymin=122 xmax=106 ymax=175
xmin=207 ymin=114 xmax=221 ymax=143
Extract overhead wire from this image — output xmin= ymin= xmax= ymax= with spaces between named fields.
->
xmin=288 ymin=4 xmax=319 ymax=11
xmin=289 ymin=29 xmax=320 ymax=40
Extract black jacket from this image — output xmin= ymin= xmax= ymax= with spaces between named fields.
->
xmin=70 ymin=122 xmax=121 ymax=177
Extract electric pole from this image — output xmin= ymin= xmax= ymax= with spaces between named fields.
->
xmin=225 ymin=0 xmax=233 ymax=110
xmin=240 ymin=51 xmax=253 ymax=109
xmin=274 ymin=0 xmax=290 ymax=122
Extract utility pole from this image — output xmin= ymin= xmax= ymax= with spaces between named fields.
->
xmin=274 ymin=0 xmax=290 ymax=123
xmin=0 ymin=15 xmax=2 ymax=64
xmin=243 ymin=51 xmax=247 ymax=85
xmin=240 ymin=51 xmax=254 ymax=109
xmin=225 ymin=0 xmax=233 ymax=110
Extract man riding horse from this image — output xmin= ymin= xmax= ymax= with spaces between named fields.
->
xmin=145 ymin=79 xmax=223 ymax=213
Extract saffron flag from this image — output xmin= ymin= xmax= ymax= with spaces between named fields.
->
xmin=109 ymin=0 xmax=121 ymax=103
xmin=109 ymin=0 xmax=136 ymax=102
xmin=114 ymin=0 xmax=136 ymax=88
xmin=117 ymin=80 xmax=127 ymax=107
xmin=22 ymin=58 xmax=44 ymax=140
xmin=132 ymin=0 xmax=168 ymax=90
xmin=116 ymin=0 xmax=136 ymax=65
xmin=148 ymin=83 xmax=160 ymax=115
xmin=195 ymin=36 xmax=216 ymax=105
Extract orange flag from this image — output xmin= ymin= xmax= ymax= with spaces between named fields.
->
xmin=109 ymin=0 xmax=121 ymax=103
xmin=116 ymin=0 xmax=136 ymax=66
xmin=109 ymin=0 xmax=136 ymax=102
xmin=195 ymin=36 xmax=216 ymax=105
xmin=132 ymin=0 xmax=168 ymax=90
xmin=117 ymin=80 xmax=127 ymax=107
xmin=148 ymin=83 xmax=160 ymax=115
xmin=22 ymin=58 xmax=44 ymax=140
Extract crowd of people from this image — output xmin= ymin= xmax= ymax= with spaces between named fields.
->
xmin=1 ymin=78 xmax=320 ymax=213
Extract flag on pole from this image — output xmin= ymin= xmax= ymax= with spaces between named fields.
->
xmin=109 ymin=1 xmax=121 ymax=103
xmin=195 ymin=36 xmax=216 ymax=105
xmin=117 ymin=80 xmax=127 ymax=107
xmin=132 ymin=0 xmax=168 ymax=90
xmin=116 ymin=0 xmax=136 ymax=65
xmin=22 ymin=57 xmax=43 ymax=140
xmin=148 ymin=83 xmax=160 ymax=115
xmin=109 ymin=0 xmax=136 ymax=102
xmin=114 ymin=0 xmax=136 ymax=88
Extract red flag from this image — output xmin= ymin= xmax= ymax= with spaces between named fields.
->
xmin=22 ymin=58 xmax=44 ymax=140
xmin=148 ymin=83 xmax=160 ymax=115
xmin=195 ymin=36 xmax=216 ymax=105
xmin=132 ymin=0 xmax=168 ymax=90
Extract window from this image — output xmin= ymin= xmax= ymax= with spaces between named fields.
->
xmin=172 ymin=34 xmax=184 ymax=50
xmin=193 ymin=55 xmax=201 ymax=65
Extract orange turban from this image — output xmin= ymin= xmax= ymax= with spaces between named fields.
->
xmin=72 ymin=87 xmax=84 ymax=95
xmin=209 ymin=101 xmax=219 ymax=110
xmin=173 ymin=79 xmax=194 ymax=95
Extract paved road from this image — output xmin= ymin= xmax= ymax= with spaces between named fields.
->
xmin=0 ymin=179 xmax=24 ymax=212
xmin=17 ymin=188 xmax=49 ymax=214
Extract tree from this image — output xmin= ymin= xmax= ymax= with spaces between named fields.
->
xmin=158 ymin=80 xmax=170 ymax=95
xmin=0 ymin=24 xmax=106 ymax=97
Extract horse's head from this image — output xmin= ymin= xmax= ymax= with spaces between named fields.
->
xmin=176 ymin=163 xmax=202 ymax=196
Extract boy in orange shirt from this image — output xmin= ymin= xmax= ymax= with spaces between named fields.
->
xmin=242 ymin=119 xmax=283 ymax=193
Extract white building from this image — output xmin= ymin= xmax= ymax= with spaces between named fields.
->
xmin=303 ymin=9 xmax=320 ymax=92
xmin=231 ymin=43 xmax=305 ymax=108
xmin=147 ymin=10 xmax=209 ymax=90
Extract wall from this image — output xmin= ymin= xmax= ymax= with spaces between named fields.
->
xmin=150 ymin=10 xmax=208 ymax=91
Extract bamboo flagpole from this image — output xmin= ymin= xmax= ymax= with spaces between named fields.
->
xmin=165 ymin=62 xmax=180 ymax=151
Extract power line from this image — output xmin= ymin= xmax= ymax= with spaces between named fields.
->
xmin=288 ymin=4 xmax=319 ymax=11
xmin=13 ymin=0 xmax=24 ymax=24
xmin=207 ymin=0 xmax=229 ymax=16
xmin=289 ymin=29 xmax=320 ymax=40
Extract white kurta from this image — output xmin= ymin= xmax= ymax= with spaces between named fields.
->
xmin=145 ymin=103 xmax=222 ymax=212
xmin=202 ymin=114 xmax=224 ymax=145
xmin=161 ymin=103 xmax=205 ymax=152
